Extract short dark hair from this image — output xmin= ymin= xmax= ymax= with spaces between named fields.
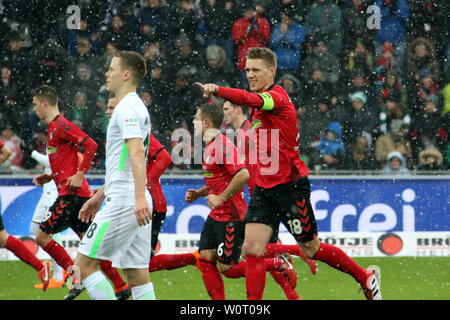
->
xmin=198 ymin=102 xmax=224 ymax=129
xmin=247 ymin=47 xmax=277 ymax=69
xmin=31 ymin=85 xmax=59 ymax=106
xmin=114 ymin=51 xmax=147 ymax=85
xmin=227 ymin=101 xmax=249 ymax=117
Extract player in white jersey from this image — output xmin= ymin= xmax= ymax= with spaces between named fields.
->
xmin=75 ymin=51 xmax=155 ymax=300
xmin=29 ymin=150 xmax=65 ymax=289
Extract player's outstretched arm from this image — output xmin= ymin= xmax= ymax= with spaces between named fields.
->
xmin=33 ymin=173 xmax=53 ymax=186
xmin=196 ymin=82 xmax=269 ymax=110
xmin=185 ymin=186 xmax=208 ymax=203
xmin=195 ymin=82 xmax=219 ymax=99
xmin=127 ymin=137 xmax=152 ymax=226
xmin=206 ymin=168 xmax=249 ymax=210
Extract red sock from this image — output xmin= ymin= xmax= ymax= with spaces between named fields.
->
xmin=270 ymin=271 xmax=301 ymax=300
xmin=6 ymin=236 xmax=43 ymax=271
xmin=100 ymin=260 xmax=126 ymax=291
xmin=42 ymin=239 xmax=73 ymax=271
xmin=245 ymin=254 xmax=266 ymax=300
xmin=221 ymin=261 xmax=246 ymax=278
xmin=313 ymin=242 xmax=367 ymax=284
xmin=149 ymin=253 xmax=196 ymax=272
xmin=198 ymin=258 xmax=225 ymax=300
xmin=264 ymin=243 xmax=306 ymax=259
xmin=221 ymin=257 xmax=282 ymax=279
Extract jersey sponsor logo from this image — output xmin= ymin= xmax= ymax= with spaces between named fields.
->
xmin=251 ymin=119 xmax=262 ymax=129
xmin=202 ymin=171 xmax=213 ymax=178
xmin=47 ymin=146 xmax=57 ymax=154
xmin=124 ymin=118 xmax=139 ymax=127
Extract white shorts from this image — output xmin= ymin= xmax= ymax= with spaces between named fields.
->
xmin=78 ymin=199 xmax=153 ymax=269
xmin=30 ymin=192 xmax=58 ymax=234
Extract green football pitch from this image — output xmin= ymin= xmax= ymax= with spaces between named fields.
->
xmin=0 ymin=257 xmax=449 ymax=300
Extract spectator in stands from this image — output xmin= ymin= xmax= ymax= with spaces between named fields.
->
xmin=314 ymin=122 xmax=345 ymax=170
xmin=409 ymin=69 xmax=439 ymax=117
xmin=269 ymin=8 xmax=306 ymax=76
xmin=341 ymin=134 xmax=377 ymax=170
xmin=407 ymin=0 xmax=449 ymax=56
xmin=64 ymin=92 xmax=93 ymax=131
xmin=65 ymin=38 xmax=100 ymax=84
xmin=67 ymin=19 xmax=101 ymax=56
xmin=0 ymin=126 xmax=24 ymax=172
xmin=340 ymin=69 xmax=376 ymax=110
xmin=375 ymin=121 xmax=412 ymax=168
xmin=98 ymin=41 xmax=119 ymax=75
xmin=302 ymin=41 xmax=340 ymax=84
xmin=231 ymin=4 xmax=271 ymax=82
xmin=277 ymin=73 xmax=302 ymax=110
xmin=339 ymin=91 xmax=378 ymax=146
xmin=406 ymin=37 xmax=440 ymax=85
xmin=0 ymin=66 xmax=20 ymax=127
xmin=264 ymin=0 xmax=303 ymax=26
xmin=375 ymin=0 xmax=409 ymax=70
xmin=410 ymin=94 xmax=447 ymax=158
xmin=165 ymin=66 xmax=203 ymax=132
xmin=170 ymin=0 xmax=198 ymax=45
xmin=31 ymin=34 xmax=67 ymax=89
xmin=200 ymin=0 xmax=239 ymax=65
xmin=141 ymin=59 xmax=170 ymax=109
xmin=137 ymin=0 xmax=170 ymax=45
xmin=381 ymin=151 xmax=410 ymax=175
xmin=62 ymin=63 xmax=98 ymax=108
xmin=417 ymin=146 xmax=445 ymax=171
xmin=374 ymin=42 xmax=400 ymax=88
xmin=168 ymin=33 xmax=203 ymax=83
xmin=345 ymin=40 xmax=375 ymax=82
xmin=304 ymin=0 xmax=342 ymax=55
xmin=0 ymin=32 xmax=29 ymax=92
xmin=200 ymin=44 xmax=237 ymax=88
xmin=302 ymin=68 xmax=337 ymax=109
xmin=380 ymin=70 xmax=407 ymax=112
xmin=101 ymin=14 xmax=135 ymax=51
xmin=342 ymin=0 xmax=376 ymax=54
xmin=301 ymin=97 xmax=338 ymax=154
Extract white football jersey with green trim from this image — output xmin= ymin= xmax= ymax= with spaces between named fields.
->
xmin=104 ymin=92 xmax=151 ymax=205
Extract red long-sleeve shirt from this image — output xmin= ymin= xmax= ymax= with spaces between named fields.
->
xmin=231 ymin=15 xmax=271 ymax=70
xmin=47 ymin=115 xmax=97 ymax=197
xmin=216 ymin=85 xmax=310 ymax=189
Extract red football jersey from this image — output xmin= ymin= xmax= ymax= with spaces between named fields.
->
xmin=47 ymin=115 xmax=93 ymax=197
xmin=146 ymin=134 xmax=171 ymax=213
xmin=217 ymin=85 xmax=310 ymax=189
xmin=203 ymin=134 xmax=247 ymax=222
xmin=0 ymin=140 xmax=4 ymax=148
xmin=237 ymin=120 xmax=258 ymax=195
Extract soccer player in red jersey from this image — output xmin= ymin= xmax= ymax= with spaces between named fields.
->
xmin=186 ymin=102 xmax=296 ymax=300
xmin=196 ymin=47 xmax=382 ymax=300
xmin=31 ymin=85 xmax=130 ymax=300
xmin=0 ymin=141 xmax=51 ymax=290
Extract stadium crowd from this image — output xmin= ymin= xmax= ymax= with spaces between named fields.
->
xmin=0 ymin=0 xmax=449 ymax=173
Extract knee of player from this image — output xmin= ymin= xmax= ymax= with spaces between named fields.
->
xmin=35 ymin=231 xmax=52 ymax=247
xmin=299 ymin=239 xmax=320 ymax=259
xmin=0 ymin=229 xmax=9 ymax=245
xmin=241 ymin=240 xmax=265 ymax=257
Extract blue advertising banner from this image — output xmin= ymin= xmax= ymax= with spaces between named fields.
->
xmin=0 ymin=176 xmax=449 ymax=236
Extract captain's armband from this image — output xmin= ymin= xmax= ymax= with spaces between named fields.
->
xmin=258 ymin=92 xmax=275 ymax=111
